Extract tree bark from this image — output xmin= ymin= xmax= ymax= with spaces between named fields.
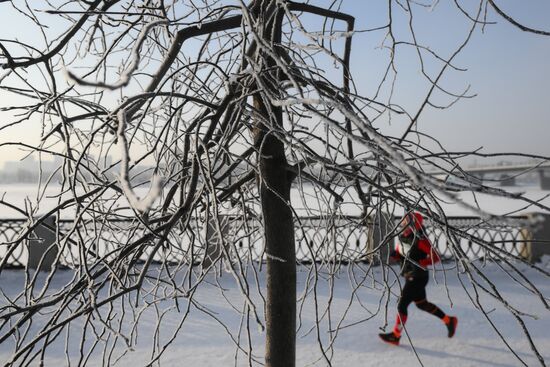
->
xmin=252 ymin=1 xmax=296 ymax=366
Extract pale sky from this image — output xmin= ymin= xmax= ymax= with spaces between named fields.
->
xmin=0 ymin=1 xmax=549 ymax=167
xmin=342 ymin=1 xmax=550 ymax=163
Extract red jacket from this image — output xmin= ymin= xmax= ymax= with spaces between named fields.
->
xmin=394 ymin=235 xmax=440 ymax=268
xmin=393 ymin=212 xmax=440 ymax=274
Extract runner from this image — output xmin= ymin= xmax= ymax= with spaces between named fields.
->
xmin=379 ymin=212 xmax=458 ymax=345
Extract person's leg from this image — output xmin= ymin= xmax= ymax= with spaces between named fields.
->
xmin=393 ymin=280 xmax=415 ymax=337
xmin=379 ymin=278 xmax=416 ymax=345
xmin=415 ymin=298 xmax=446 ymax=318
xmin=413 ymin=274 xmax=458 ymax=337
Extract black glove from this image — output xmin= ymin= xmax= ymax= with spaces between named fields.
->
xmin=399 ymin=232 xmax=414 ymax=245
xmin=389 ymin=249 xmax=400 ymax=260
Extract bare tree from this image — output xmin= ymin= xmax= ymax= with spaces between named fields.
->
xmin=0 ymin=1 xmax=549 ymax=366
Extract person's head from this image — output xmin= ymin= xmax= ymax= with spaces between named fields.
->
xmin=400 ymin=211 xmax=424 ymax=237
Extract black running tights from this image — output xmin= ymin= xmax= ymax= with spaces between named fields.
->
xmin=397 ymin=273 xmax=445 ymax=319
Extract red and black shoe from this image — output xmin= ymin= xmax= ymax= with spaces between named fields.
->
xmin=446 ymin=316 xmax=458 ymax=338
xmin=379 ymin=331 xmax=400 ymax=346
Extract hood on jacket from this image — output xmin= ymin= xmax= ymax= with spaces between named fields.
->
xmin=401 ymin=211 xmax=424 ymax=237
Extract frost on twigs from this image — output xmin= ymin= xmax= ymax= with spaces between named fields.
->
xmin=117 ymin=109 xmax=162 ymax=215
xmin=65 ymin=20 xmax=169 ymax=90
xmin=0 ymin=69 xmax=12 ymax=84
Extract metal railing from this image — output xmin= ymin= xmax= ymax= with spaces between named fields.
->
xmin=0 ymin=214 xmax=536 ymax=269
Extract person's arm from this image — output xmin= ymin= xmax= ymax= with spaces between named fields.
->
xmin=390 ymin=240 xmax=406 ymax=261
xmin=390 ymin=248 xmax=401 ymax=260
xmin=417 ymin=238 xmax=440 ymax=267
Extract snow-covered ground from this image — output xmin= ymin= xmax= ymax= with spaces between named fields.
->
xmin=1 ymin=183 xmax=549 ymax=219
xmin=1 ymin=258 xmax=549 ymax=366
xmin=291 ymin=183 xmax=550 ymax=217
xmin=1 ymin=183 xmax=549 ymax=366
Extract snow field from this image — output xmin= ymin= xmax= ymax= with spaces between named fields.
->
xmin=0 ymin=257 xmax=548 ymax=366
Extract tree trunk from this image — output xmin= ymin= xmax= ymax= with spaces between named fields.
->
xmin=252 ymin=1 xmax=296 ymax=366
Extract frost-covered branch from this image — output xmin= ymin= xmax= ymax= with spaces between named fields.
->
xmin=116 ymin=109 xmax=163 ymax=214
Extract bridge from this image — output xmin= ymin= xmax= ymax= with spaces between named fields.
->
xmin=434 ymin=162 xmax=550 ymax=190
